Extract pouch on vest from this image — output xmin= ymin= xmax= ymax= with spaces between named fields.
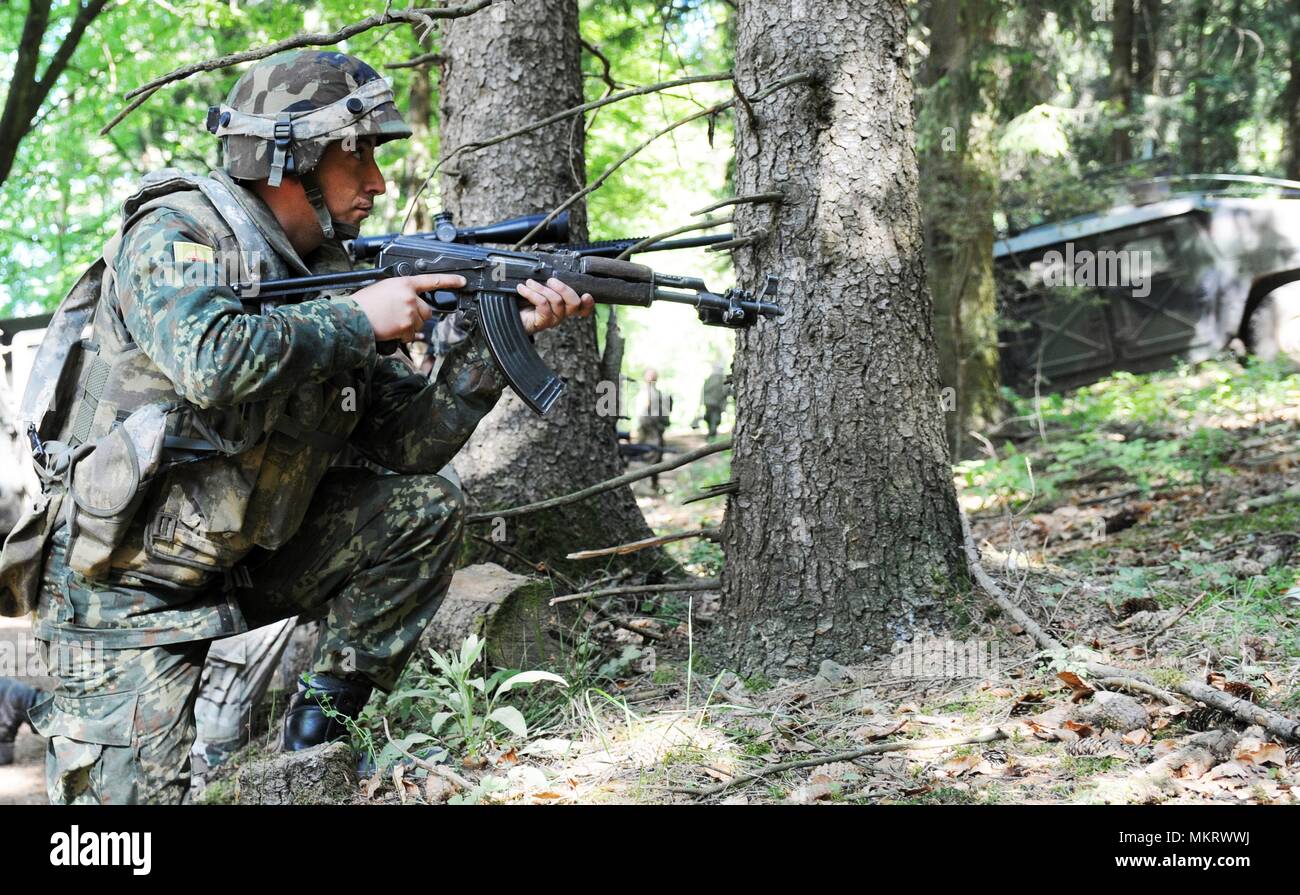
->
xmin=0 ymin=259 xmax=104 ymax=616
xmin=63 ymin=403 xmax=169 ymax=580
xmin=0 ymin=490 xmax=65 ymax=617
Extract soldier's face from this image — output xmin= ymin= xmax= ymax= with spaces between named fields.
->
xmin=316 ymin=136 xmax=387 ymax=226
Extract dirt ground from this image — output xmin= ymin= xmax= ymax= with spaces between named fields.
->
xmin=9 ymin=406 xmax=1300 ymax=805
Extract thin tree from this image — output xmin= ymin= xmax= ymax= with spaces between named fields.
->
xmin=0 ymin=0 xmax=111 ymax=187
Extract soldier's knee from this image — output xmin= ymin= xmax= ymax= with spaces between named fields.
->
xmin=393 ymin=473 xmax=466 ymax=536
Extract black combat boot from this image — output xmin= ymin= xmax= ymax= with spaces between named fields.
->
xmin=0 ymin=678 xmax=43 ymax=766
xmin=281 ymin=673 xmax=373 ymax=752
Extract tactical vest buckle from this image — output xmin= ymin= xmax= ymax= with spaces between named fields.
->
xmin=154 ymin=512 xmax=177 ymax=542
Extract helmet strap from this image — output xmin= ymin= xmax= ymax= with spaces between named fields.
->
xmin=268 ymin=113 xmax=295 ymax=188
xmin=299 ymin=169 xmax=335 ymax=241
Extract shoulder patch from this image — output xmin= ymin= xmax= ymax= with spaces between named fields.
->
xmin=172 ymin=241 xmax=215 ymax=265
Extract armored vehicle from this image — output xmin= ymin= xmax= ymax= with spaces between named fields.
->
xmin=995 ymin=174 xmax=1300 ymax=390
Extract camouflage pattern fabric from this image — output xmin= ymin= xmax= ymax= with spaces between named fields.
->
xmin=217 ymin=51 xmax=411 ymax=182
xmin=28 ymin=169 xmax=504 ymax=631
xmin=29 ymin=639 xmax=209 ymax=805
xmin=699 ymin=372 xmax=730 ymax=438
xmin=700 ymin=371 xmax=730 ymax=410
xmin=636 ymin=382 xmax=671 ymax=445
xmin=31 ymin=467 xmax=465 ymax=804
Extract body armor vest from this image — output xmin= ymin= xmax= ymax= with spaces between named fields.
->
xmin=0 ymin=169 xmax=364 ymax=615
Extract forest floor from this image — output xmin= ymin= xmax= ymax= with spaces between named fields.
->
xmin=330 ymin=356 xmax=1300 ymax=806
xmin=8 ymin=358 xmax=1299 ymax=806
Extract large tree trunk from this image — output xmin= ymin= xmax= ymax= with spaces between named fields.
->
xmin=437 ymin=0 xmax=659 ymax=573
xmin=917 ymin=0 xmax=1002 ymax=457
xmin=714 ymin=0 xmax=966 ymax=676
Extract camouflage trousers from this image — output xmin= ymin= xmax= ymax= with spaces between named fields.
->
xmin=31 ymin=468 xmax=464 ymax=804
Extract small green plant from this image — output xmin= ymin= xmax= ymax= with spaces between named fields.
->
xmin=385 ymin=634 xmax=567 ymax=763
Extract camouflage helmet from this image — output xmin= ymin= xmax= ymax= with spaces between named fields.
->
xmin=207 ymin=50 xmax=410 ymax=238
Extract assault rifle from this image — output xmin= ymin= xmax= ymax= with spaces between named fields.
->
xmin=344 ymin=210 xmax=734 ymax=260
xmin=233 ymin=236 xmax=781 ymax=415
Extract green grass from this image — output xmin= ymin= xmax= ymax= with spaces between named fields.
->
xmin=956 ymin=357 xmax=1300 ymax=510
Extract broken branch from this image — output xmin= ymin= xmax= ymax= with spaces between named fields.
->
xmin=466 ymin=438 xmax=731 ymax=524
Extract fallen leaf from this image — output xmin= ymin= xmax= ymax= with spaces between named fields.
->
xmin=1122 ymin=729 xmax=1151 ymax=746
xmin=1207 ymin=761 xmax=1250 ymax=780
xmin=787 ymin=782 xmax=836 ymax=803
xmin=1057 ymin=671 xmax=1096 ymax=702
xmin=1234 ymin=739 xmax=1287 ymax=767
xmin=361 ymin=773 xmax=383 ymax=801
xmin=424 ymin=775 xmax=455 ymax=804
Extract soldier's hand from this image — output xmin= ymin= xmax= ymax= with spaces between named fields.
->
xmin=517 ymin=277 xmax=594 ymax=335
xmin=353 ymin=274 xmax=464 ymax=343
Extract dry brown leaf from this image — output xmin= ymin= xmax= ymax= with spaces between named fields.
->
xmin=1057 ymin=671 xmax=1096 ymax=702
xmin=988 ymin=687 xmax=1015 ymax=698
xmin=787 ymin=782 xmax=836 ymax=804
xmin=939 ymin=754 xmax=982 ymax=777
xmin=852 ymin=719 xmax=905 ymax=741
xmin=1234 ymin=738 xmax=1287 ymax=767
xmin=1207 ymin=761 xmax=1251 ymax=780
xmin=1122 ymin=729 xmax=1151 ymax=746
xmin=424 ymin=775 xmax=455 ymax=804
xmin=361 ymin=773 xmax=384 ymax=801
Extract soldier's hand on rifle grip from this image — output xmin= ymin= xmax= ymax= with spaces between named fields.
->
xmin=353 ymin=274 xmax=463 ymax=343
xmin=517 ymin=277 xmax=594 ymax=335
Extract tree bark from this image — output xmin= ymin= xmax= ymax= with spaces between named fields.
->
xmin=917 ymin=0 xmax=1002 ymax=457
xmin=714 ymin=0 xmax=966 ymax=676
xmin=437 ymin=0 xmax=659 ymax=573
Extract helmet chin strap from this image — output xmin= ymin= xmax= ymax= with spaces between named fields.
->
xmin=299 ymin=169 xmax=335 ymax=241
xmin=331 ymin=220 xmax=361 ymax=241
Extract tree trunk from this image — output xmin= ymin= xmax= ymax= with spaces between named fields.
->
xmin=1109 ymin=0 xmax=1135 ymax=164
xmin=917 ymin=0 xmax=1002 ymax=457
xmin=714 ymin=0 xmax=966 ymax=676
xmin=401 ymin=31 xmax=436 ymax=233
xmin=0 ymin=0 xmax=109 ymax=187
xmin=1286 ymin=1 xmax=1300 ymax=181
xmin=1134 ymin=0 xmax=1160 ymax=96
xmin=437 ymin=0 xmax=660 ymax=574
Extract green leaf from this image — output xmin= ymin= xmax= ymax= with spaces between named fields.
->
xmin=496 ymin=670 xmax=568 ymax=696
xmin=487 ymin=706 xmax=528 ymax=738
xmin=387 ymin=687 xmax=444 ymax=704
xmin=429 ymin=712 xmax=454 ymax=735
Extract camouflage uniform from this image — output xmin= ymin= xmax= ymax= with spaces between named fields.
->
xmin=698 ymin=370 xmax=730 ymax=439
xmin=18 ymin=52 xmax=505 ymax=803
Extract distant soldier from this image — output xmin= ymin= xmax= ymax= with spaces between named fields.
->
xmin=694 ymin=363 xmax=731 ymax=439
xmin=636 ymin=369 xmax=672 ymax=455
xmin=0 ymin=677 xmax=42 ymax=766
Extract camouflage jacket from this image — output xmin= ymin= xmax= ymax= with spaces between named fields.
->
xmin=32 ymin=169 xmax=503 ymax=646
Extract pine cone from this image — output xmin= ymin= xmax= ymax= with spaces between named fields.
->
xmin=1117 ymin=597 xmax=1160 ymax=619
xmin=1066 ymin=737 xmax=1105 ymax=757
xmin=1221 ymin=681 xmax=1256 ymax=703
xmin=1185 ymin=706 xmax=1242 ymax=732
